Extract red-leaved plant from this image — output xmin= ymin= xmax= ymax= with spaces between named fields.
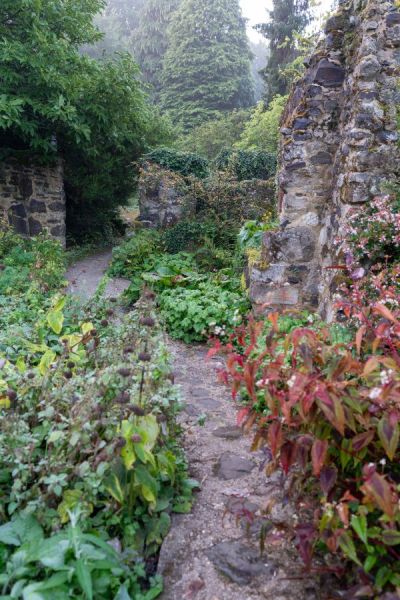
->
xmin=211 ymin=266 xmax=400 ymax=597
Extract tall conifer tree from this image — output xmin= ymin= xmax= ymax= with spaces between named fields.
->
xmin=257 ymin=0 xmax=311 ymax=103
xmin=134 ymin=0 xmax=180 ymax=102
xmin=161 ymin=0 xmax=254 ymax=131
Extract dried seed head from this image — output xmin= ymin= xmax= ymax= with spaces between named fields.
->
xmin=63 ymin=370 xmax=73 ymax=379
xmin=101 ymin=319 xmax=109 ymax=327
xmin=67 ymin=361 xmax=75 ymax=369
xmin=156 ymin=414 xmax=167 ymax=423
xmin=116 ymin=391 xmax=130 ymax=404
xmin=131 ymin=405 xmax=145 ymax=416
xmin=110 ymin=297 xmax=117 ymax=303
xmin=138 ymin=352 xmax=151 ymax=362
xmin=7 ymin=389 xmax=17 ymax=401
xmin=123 ymin=346 xmax=135 ymax=354
xmin=117 ymin=368 xmax=131 ymax=377
xmin=115 ymin=437 xmax=126 ymax=448
xmin=140 ymin=316 xmax=155 ymax=327
xmin=131 ymin=434 xmax=142 ymax=443
xmin=27 ymin=372 xmax=35 ymax=380
xmin=167 ymin=373 xmax=175 ymax=384
xmin=144 ymin=291 xmax=156 ymax=301
xmin=91 ymin=329 xmax=98 ymax=337
xmin=106 ymin=308 xmax=114 ymax=316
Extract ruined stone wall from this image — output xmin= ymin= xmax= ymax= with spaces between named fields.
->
xmin=0 ymin=160 xmax=66 ymax=245
xmin=249 ymin=0 xmax=400 ymax=319
xmin=138 ymin=162 xmax=276 ymax=229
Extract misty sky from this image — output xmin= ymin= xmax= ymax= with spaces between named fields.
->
xmin=240 ymin=0 xmax=335 ymax=41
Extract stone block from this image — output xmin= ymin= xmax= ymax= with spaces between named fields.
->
xmin=273 ymin=227 xmax=316 ymax=263
xmin=314 ymin=59 xmax=345 ymax=87
xmin=28 ymin=217 xmax=43 ymax=235
xmin=30 ymin=199 xmax=47 ymax=213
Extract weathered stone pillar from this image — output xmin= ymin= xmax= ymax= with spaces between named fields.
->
xmin=0 ymin=159 xmax=66 ymax=246
xmin=249 ymin=0 xmax=400 ymax=319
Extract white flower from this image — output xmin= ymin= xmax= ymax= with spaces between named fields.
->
xmin=379 ymin=458 xmax=387 ymax=466
xmin=287 ymin=375 xmax=296 ymax=388
xmin=369 ymin=387 xmax=381 ymax=400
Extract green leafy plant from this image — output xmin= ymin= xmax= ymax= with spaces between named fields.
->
xmin=144 ymin=148 xmax=209 ymax=179
xmin=214 ymin=149 xmax=277 ymax=181
xmin=159 ymin=281 xmax=249 ymax=343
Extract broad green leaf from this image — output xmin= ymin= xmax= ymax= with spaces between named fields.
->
xmin=47 ymin=310 xmax=64 ymax=335
xmin=338 ymin=531 xmax=361 ymax=566
xmin=39 ymin=350 xmax=56 ymax=376
xmin=81 ymin=323 xmax=94 ymax=335
xmin=135 ymin=465 xmax=158 ymax=504
xmin=75 ymin=560 xmax=93 ymax=600
xmin=351 ymin=514 xmax=368 ymax=545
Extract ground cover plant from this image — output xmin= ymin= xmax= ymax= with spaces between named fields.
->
xmin=0 ymin=227 xmax=194 ymax=599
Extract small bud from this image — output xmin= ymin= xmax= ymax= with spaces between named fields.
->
xmin=131 ymin=434 xmax=142 ymax=443
xmin=67 ymin=361 xmax=75 ymax=369
xmin=123 ymin=346 xmax=135 ymax=354
xmin=7 ymin=389 xmax=17 ymax=401
xmin=116 ymin=392 xmax=130 ymax=404
xmin=140 ymin=316 xmax=155 ymax=327
xmin=115 ymin=437 xmax=126 ymax=449
xmin=138 ymin=352 xmax=151 ymax=362
xmin=117 ymin=368 xmax=131 ymax=377
xmin=131 ymin=405 xmax=145 ymax=416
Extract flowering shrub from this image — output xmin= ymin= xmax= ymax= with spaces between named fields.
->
xmin=340 ymin=195 xmax=400 ymax=269
xmin=213 ymin=270 xmax=400 ymax=596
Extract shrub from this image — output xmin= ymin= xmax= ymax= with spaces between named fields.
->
xmin=236 ymin=95 xmax=287 ymax=154
xmin=144 ymin=147 xmax=209 ymax=179
xmin=214 ymin=149 xmax=277 ymax=181
xmin=176 ymin=109 xmax=250 ymax=160
xmin=159 ymin=281 xmax=249 ymax=343
xmin=109 ymin=230 xmax=163 ymax=279
xmin=340 ymin=194 xmax=400 ymax=269
xmin=213 ymin=268 xmax=400 ymax=596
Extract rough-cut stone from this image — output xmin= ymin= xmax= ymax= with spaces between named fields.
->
xmin=250 ymin=0 xmax=400 ymax=318
xmin=214 ymin=453 xmax=254 ymax=480
xmin=314 ymin=59 xmax=346 ymax=87
xmin=0 ymin=160 xmax=65 ymax=245
xmin=206 ymin=541 xmax=276 ymax=585
xmin=212 ymin=426 xmax=243 ymax=440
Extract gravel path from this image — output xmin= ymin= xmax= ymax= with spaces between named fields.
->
xmin=66 ymin=249 xmax=130 ymax=300
xmin=158 ymin=341 xmax=322 ymax=600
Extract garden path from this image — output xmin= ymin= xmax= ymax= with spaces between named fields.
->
xmin=66 ymin=249 xmax=130 ymax=300
xmin=158 ymin=340 xmax=322 ymax=600
xmin=66 ymin=250 xmax=323 ymax=600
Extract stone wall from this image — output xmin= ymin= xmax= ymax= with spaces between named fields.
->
xmin=0 ymin=160 xmax=66 ymax=245
xmin=138 ymin=162 xmax=276 ymax=230
xmin=249 ymin=0 xmax=400 ymax=318
xmin=138 ymin=163 xmax=196 ymax=229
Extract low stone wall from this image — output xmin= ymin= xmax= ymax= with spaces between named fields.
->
xmin=138 ymin=162 xmax=276 ymax=229
xmin=0 ymin=159 xmax=66 ymax=245
xmin=138 ymin=163 xmax=196 ymax=228
xmin=249 ymin=0 xmax=400 ymax=318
